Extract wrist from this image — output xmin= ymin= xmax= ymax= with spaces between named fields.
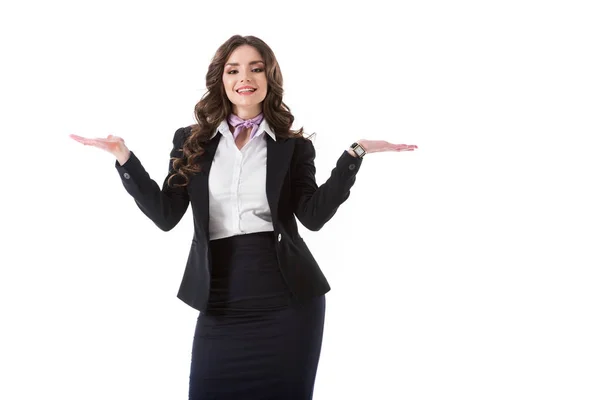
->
xmin=116 ymin=149 xmax=131 ymax=166
xmin=349 ymin=141 xmax=366 ymax=158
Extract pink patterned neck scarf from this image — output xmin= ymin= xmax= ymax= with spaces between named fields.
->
xmin=227 ymin=113 xmax=264 ymax=140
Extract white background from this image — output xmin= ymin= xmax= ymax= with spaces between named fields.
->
xmin=1 ymin=0 xmax=599 ymax=399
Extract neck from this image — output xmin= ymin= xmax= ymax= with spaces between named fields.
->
xmin=231 ymin=105 xmax=262 ymax=120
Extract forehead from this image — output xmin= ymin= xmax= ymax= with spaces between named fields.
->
xmin=225 ymin=45 xmax=264 ymax=65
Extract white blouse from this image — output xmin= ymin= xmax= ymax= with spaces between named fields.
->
xmin=207 ymin=118 xmax=278 ymax=241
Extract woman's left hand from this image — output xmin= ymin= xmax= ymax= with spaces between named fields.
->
xmin=358 ymin=139 xmax=418 ymax=154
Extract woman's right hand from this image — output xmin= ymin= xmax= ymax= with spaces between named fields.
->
xmin=69 ymin=134 xmax=131 ymax=164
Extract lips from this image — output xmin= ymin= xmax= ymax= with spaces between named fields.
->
xmin=236 ymin=86 xmax=256 ymax=93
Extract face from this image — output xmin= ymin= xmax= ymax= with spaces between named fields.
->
xmin=222 ymin=45 xmax=268 ymax=118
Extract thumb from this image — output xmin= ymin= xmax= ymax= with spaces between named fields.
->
xmin=107 ymin=134 xmax=124 ymax=143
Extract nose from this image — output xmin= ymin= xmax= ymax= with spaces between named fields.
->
xmin=239 ymin=69 xmax=251 ymax=82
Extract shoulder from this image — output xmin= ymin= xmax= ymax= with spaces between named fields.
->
xmin=172 ymin=126 xmax=194 ymax=144
xmin=291 ymin=135 xmax=315 ymax=150
xmin=291 ymin=135 xmax=316 ymax=164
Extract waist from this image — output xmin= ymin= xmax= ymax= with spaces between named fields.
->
xmin=209 ymin=230 xmax=276 ymax=251
xmin=207 ymin=230 xmax=292 ymax=311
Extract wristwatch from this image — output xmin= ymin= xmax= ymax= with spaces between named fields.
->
xmin=350 ymin=142 xmax=366 ymax=158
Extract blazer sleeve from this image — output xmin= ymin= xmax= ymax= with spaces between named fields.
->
xmin=291 ymin=137 xmax=363 ymax=231
xmin=114 ymin=127 xmax=190 ymax=232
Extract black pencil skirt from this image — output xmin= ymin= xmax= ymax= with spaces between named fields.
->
xmin=188 ymin=231 xmax=326 ymax=400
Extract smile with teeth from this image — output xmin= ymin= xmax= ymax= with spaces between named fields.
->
xmin=237 ymin=88 xmax=256 ymax=93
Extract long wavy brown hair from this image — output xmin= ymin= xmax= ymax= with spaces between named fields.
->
xmin=167 ymin=35 xmax=309 ymax=189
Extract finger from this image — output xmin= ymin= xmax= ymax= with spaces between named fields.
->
xmin=81 ymin=139 xmax=101 ymax=147
xmin=88 ymin=138 xmax=117 ymax=148
xmin=71 ymin=135 xmax=102 ymax=144
xmin=89 ymin=137 xmax=118 ymax=144
xmin=72 ymin=136 xmax=94 ymax=145
xmin=70 ymin=134 xmax=88 ymax=143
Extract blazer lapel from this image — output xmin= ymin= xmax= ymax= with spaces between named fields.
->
xmin=266 ymin=135 xmax=295 ymax=221
xmin=192 ymin=134 xmax=221 ymax=233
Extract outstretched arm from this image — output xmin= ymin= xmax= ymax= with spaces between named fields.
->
xmin=291 ymin=138 xmax=363 ymax=231
xmin=114 ymin=127 xmax=190 ymax=232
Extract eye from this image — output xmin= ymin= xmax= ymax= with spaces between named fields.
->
xmin=226 ymin=68 xmax=264 ymax=74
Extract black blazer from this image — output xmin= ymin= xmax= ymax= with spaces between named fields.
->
xmin=115 ymin=126 xmax=363 ymax=312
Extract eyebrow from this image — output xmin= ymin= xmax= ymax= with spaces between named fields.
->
xmin=225 ymin=60 xmax=265 ymax=67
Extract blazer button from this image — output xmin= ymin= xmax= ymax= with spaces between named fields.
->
xmin=348 ymin=164 xmax=356 ymax=170
xmin=123 ymin=173 xmax=130 ymax=179
xmin=278 ymin=233 xmax=282 ymax=242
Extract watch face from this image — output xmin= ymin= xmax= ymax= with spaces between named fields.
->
xmin=354 ymin=146 xmax=365 ymax=156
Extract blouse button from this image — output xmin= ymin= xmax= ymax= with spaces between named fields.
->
xmin=278 ymin=233 xmax=282 ymax=242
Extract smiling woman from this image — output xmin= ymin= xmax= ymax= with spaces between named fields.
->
xmin=181 ymin=35 xmax=334 ymax=400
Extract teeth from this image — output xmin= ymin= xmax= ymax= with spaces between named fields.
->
xmin=237 ymin=88 xmax=255 ymax=93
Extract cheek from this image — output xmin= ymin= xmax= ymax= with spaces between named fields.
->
xmin=259 ymin=77 xmax=268 ymax=92
xmin=223 ymin=74 xmax=236 ymax=87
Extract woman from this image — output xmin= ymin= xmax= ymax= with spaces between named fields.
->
xmin=70 ymin=34 xmax=417 ymax=400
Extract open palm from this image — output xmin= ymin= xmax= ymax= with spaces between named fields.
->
xmin=358 ymin=139 xmax=418 ymax=154
xmin=69 ymin=134 xmax=126 ymax=155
